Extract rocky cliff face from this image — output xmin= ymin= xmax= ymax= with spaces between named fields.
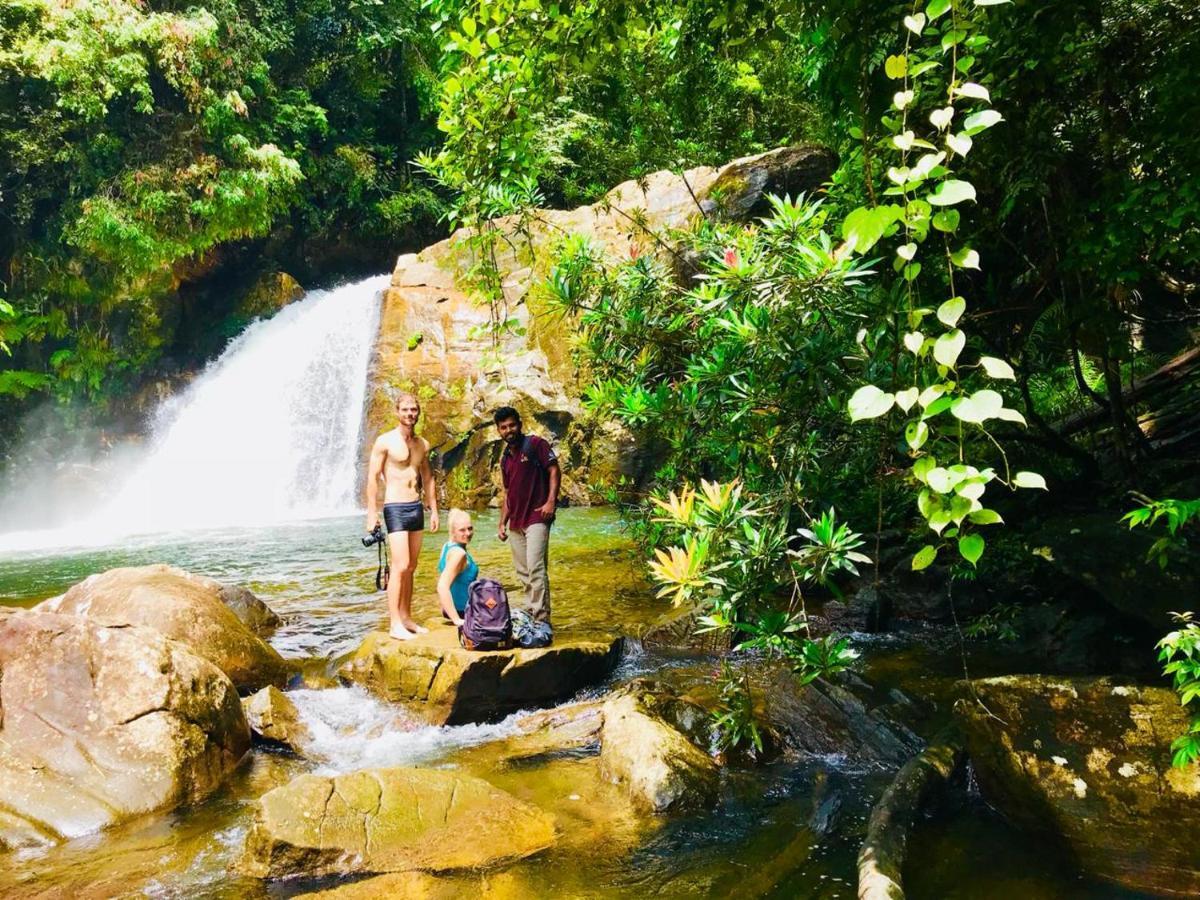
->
xmin=366 ymin=144 xmax=836 ymax=508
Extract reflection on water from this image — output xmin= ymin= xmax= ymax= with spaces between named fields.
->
xmin=0 ymin=508 xmax=653 ymax=659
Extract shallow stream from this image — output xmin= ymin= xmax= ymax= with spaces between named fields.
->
xmin=0 ymin=510 xmax=1143 ymax=898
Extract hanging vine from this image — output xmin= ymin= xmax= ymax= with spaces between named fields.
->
xmin=843 ymin=0 xmax=1045 ymax=571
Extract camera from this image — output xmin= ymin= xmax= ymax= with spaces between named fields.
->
xmin=362 ymin=524 xmax=385 ymax=547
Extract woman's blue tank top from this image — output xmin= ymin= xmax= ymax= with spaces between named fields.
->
xmin=438 ymin=541 xmax=478 ymax=613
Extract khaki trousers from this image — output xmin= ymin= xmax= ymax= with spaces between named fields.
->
xmin=508 ymin=522 xmax=550 ymax=625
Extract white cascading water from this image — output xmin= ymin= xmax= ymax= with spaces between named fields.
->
xmin=0 ymin=274 xmax=386 ymax=551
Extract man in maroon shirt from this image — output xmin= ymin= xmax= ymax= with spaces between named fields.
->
xmin=495 ymin=406 xmax=560 ymax=635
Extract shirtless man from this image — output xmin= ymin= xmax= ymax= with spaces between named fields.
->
xmin=365 ymin=393 xmax=439 ymax=640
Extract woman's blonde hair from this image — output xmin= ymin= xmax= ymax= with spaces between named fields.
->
xmin=447 ymin=508 xmax=472 ymax=531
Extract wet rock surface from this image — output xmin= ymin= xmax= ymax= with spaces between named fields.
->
xmin=956 ymin=675 xmax=1200 ymax=897
xmin=599 ymin=687 xmax=720 ymax=813
xmin=237 ymin=766 xmax=557 ymax=879
xmin=338 ymin=622 xmax=622 ymax=724
xmin=38 ymin=564 xmax=293 ymax=691
xmin=242 ymin=686 xmax=311 ymax=754
xmin=0 ymin=611 xmax=250 ymax=850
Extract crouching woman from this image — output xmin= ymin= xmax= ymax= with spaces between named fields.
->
xmin=437 ymin=508 xmax=479 ymax=627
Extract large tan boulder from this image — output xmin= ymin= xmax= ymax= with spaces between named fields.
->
xmin=338 ymin=623 xmax=622 ymax=725
xmin=242 ymin=686 xmax=311 ymax=754
xmin=38 ymin=564 xmax=292 ymax=691
xmin=236 ymin=767 xmax=556 ymax=879
xmin=367 ymin=145 xmax=835 ymax=507
xmin=0 ymin=611 xmax=250 ymax=850
xmin=599 ymin=689 xmax=719 ymax=813
xmin=956 ymin=676 xmax=1200 ymax=896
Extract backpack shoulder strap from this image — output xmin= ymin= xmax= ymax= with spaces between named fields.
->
xmin=522 ymin=434 xmax=544 ymax=473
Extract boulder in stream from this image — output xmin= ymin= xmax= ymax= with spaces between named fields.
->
xmin=0 ymin=611 xmax=250 ymax=850
xmin=236 ymin=766 xmax=557 ymax=879
xmin=599 ymin=688 xmax=720 ymax=813
xmin=38 ymin=564 xmax=292 ymax=691
xmin=338 ymin=623 xmax=622 ymax=724
xmin=241 ymin=686 xmax=311 ymax=754
xmin=956 ymin=675 xmax=1200 ymax=896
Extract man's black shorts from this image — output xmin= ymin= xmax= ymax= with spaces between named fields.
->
xmin=383 ymin=501 xmax=424 ymax=533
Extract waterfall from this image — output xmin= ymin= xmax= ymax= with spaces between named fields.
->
xmin=0 ymin=274 xmax=386 ymax=551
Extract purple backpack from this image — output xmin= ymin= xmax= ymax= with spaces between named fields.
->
xmin=459 ymin=578 xmax=513 ymax=651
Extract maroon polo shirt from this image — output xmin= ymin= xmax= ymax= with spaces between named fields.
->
xmin=501 ymin=434 xmax=556 ymax=531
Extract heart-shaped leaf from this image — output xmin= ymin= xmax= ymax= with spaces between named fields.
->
xmin=927 ymin=0 xmax=952 ymax=19
xmin=968 ymin=508 xmax=1005 ymax=525
xmin=898 ymin=242 xmax=918 ymax=261
xmin=947 ymin=132 xmax=973 ymax=157
xmin=918 ymin=384 xmax=947 ymax=408
xmin=906 ymin=420 xmax=930 ymax=450
xmin=930 ymin=106 xmax=955 ymax=131
xmin=848 ymin=385 xmax=895 ymax=421
xmin=1013 ymin=471 xmax=1047 ymax=490
xmin=885 ymin=54 xmax=908 ymax=79
xmin=951 ymin=247 xmax=980 ymax=269
xmin=951 ymin=389 xmax=1004 ymax=423
xmin=888 ymin=166 xmax=911 ymax=185
xmin=904 ymin=12 xmax=926 ymax=33
xmin=963 ymin=109 xmax=1003 ymax=134
xmin=958 ymin=533 xmax=985 ymax=566
xmin=995 ymin=407 xmax=1027 ymax=425
xmin=933 ymin=329 xmax=966 ymax=368
xmin=912 ymin=544 xmax=938 ymax=570
xmin=954 ymin=82 xmax=990 ymax=102
xmin=928 ymin=179 xmax=977 ymax=206
xmin=937 ymin=296 xmax=966 ymax=326
xmin=904 ymin=331 xmax=925 ymax=354
xmin=933 ymin=209 xmax=961 ymax=232
xmin=893 ymin=90 xmax=915 ymax=110
xmin=979 ymin=356 xmax=1016 ymax=380
xmin=893 ymin=130 xmax=916 ymax=151
xmin=895 ymin=387 xmax=920 ymax=412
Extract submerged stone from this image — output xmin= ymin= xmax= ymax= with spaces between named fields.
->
xmin=338 ymin=623 xmax=622 ymax=724
xmin=242 ymin=686 xmax=311 ymax=754
xmin=236 ymin=766 xmax=557 ymax=879
xmin=956 ymin=675 xmax=1200 ymax=896
xmin=0 ymin=611 xmax=250 ymax=851
xmin=38 ymin=564 xmax=293 ymax=691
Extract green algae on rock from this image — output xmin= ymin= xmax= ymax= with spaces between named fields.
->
xmin=237 ymin=767 xmax=557 ymax=880
xmin=0 ymin=611 xmax=250 ymax=851
xmin=38 ymin=564 xmax=293 ymax=691
xmin=956 ymin=675 xmax=1200 ymax=897
xmin=338 ymin=622 xmax=622 ymax=725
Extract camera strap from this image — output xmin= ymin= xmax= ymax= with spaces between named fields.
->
xmin=375 ymin=537 xmax=389 ymax=592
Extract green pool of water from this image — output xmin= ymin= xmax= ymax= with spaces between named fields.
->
xmin=0 ymin=509 xmax=1151 ymax=898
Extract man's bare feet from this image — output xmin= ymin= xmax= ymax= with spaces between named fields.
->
xmin=389 ymin=624 xmax=416 ymax=640
xmin=403 ymin=619 xmax=429 ymax=634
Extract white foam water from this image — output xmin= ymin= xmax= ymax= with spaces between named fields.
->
xmin=289 ymin=686 xmax=521 ymax=773
xmin=0 ymin=274 xmax=386 ymax=552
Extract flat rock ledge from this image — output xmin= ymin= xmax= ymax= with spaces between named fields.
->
xmin=236 ymin=767 xmax=557 ymax=880
xmin=338 ymin=624 xmax=623 ymax=725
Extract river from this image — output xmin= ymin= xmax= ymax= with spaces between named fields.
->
xmin=0 ymin=509 xmax=1140 ymax=899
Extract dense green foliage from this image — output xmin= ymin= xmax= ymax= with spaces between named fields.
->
xmin=1 ymin=0 xmax=442 ymax=408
